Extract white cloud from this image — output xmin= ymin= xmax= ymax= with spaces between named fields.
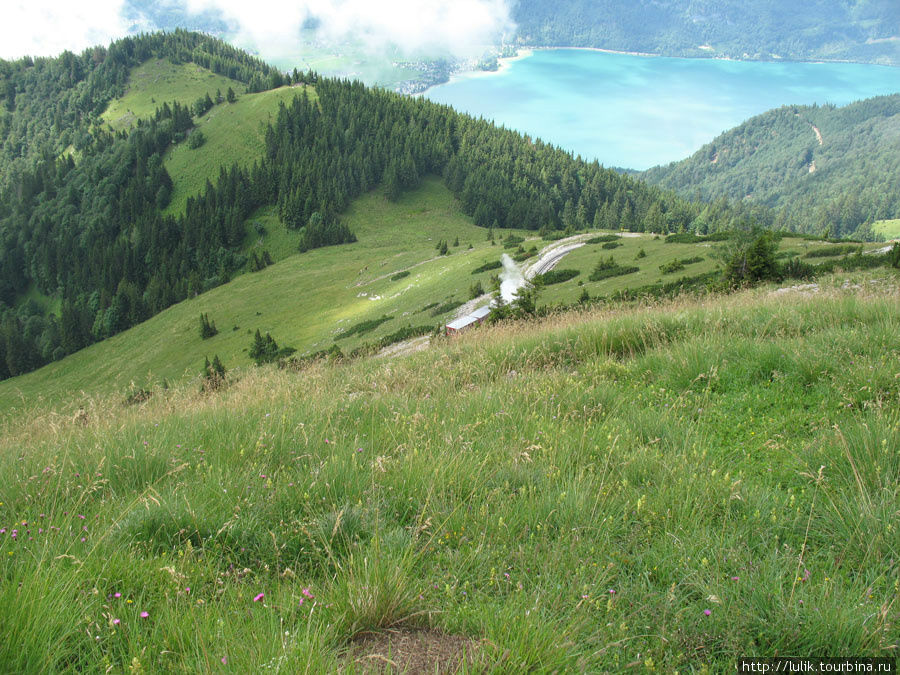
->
xmin=185 ymin=0 xmax=515 ymax=59
xmin=0 ymin=0 xmax=131 ymax=60
xmin=0 ymin=0 xmax=515 ymax=63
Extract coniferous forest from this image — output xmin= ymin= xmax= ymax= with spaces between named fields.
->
xmin=0 ymin=32 xmax=773 ymax=381
xmin=642 ymin=96 xmax=900 ymax=240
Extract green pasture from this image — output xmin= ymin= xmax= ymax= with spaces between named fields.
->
xmin=163 ymin=86 xmax=312 ymax=215
xmin=0 ymin=178 xmax=528 ymax=409
xmin=531 ymin=233 xmax=885 ymax=305
xmin=873 ymin=219 xmax=900 ymax=240
xmin=101 ymin=59 xmax=246 ymax=131
xmin=1 ymin=283 xmax=898 ymax=671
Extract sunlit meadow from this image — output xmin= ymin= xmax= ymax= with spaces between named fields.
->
xmin=1 ymin=276 xmax=898 ymax=671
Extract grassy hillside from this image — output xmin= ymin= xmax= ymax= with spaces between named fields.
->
xmin=101 ymin=59 xmax=247 ymax=131
xmin=641 ymin=95 xmax=900 ymax=239
xmin=0 ymin=178 xmax=527 ymax=408
xmin=163 ymin=85 xmax=312 ymax=215
xmin=1 ymin=173 xmax=887 ymax=411
xmin=874 ymin=218 xmax=900 ymax=240
xmin=1 ymin=278 xmax=898 ymax=671
xmin=488 ymin=233 xmax=886 ymax=306
xmin=96 ymin=58 xmax=302 ymax=216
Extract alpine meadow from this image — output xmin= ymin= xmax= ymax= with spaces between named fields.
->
xmin=0 ymin=2 xmax=899 ymax=672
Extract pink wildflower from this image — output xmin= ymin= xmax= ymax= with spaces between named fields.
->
xmin=140 ymin=611 xmax=149 ymax=618
xmin=301 ymin=587 xmax=314 ymax=599
xmin=253 ymin=593 xmax=265 ymax=602
xmin=703 ymin=609 xmax=712 ymax=616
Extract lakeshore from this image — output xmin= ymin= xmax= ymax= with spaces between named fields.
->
xmin=424 ymin=48 xmax=900 ymax=170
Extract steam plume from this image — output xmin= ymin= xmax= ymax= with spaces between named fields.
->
xmin=499 ymin=253 xmax=525 ymax=305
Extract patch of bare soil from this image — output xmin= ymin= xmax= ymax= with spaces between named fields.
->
xmin=345 ymin=629 xmax=481 ymax=673
xmin=810 ymin=124 xmax=823 ymax=146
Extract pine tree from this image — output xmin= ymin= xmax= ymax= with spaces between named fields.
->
xmin=250 ymin=329 xmax=266 ymax=363
xmin=201 ymin=354 xmax=226 ymax=391
xmin=199 ymin=313 xmax=218 ymax=339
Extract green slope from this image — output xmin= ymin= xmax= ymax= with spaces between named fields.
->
xmin=101 ymin=59 xmax=247 ymax=131
xmin=0 ymin=178 xmax=525 ymax=407
xmin=97 ymin=58 xmax=305 ymax=217
xmin=2 ymin=192 xmax=884 ymax=410
xmin=641 ymin=95 xmax=900 ymax=239
xmin=873 ymin=218 xmax=900 ymax=240
xmin=1 ymin=280 xmax=898 ymax=671
xmin=163 ymin=85 xmax=313 ymax=215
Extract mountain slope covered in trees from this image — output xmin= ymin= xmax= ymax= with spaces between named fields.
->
xmin=641 ymin=95 xmax=900 ymax=240
xmin=0 ymin=32 xmax=766 ymax=384
xmin=512 ymin=0 xmax=900 ymax=66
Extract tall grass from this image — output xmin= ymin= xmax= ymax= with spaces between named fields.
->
xmin=1 ymin=281 xmax=899 ymax=670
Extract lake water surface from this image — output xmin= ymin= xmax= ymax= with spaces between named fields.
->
xmin=425 ymin=49 xmax=900 ymax=170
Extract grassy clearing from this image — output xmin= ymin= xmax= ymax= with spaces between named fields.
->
xmin=13 ymin=284 xmax=61 ymax=316
xmin=240 ymin=206 xmax=302 ymax=265
xmin=98 ymin=59 xmax=302 ymax=216
xmin=101 ymin=59 xmax=245 ymax=131
xmin=535 ymin=233 xmax=885 ymax=305
xmin=1 ymin=279 xmax=898 ymax=671
xmin=873 ymin=219 xmax=900 ymax=240
xmin=163 ymin=86 xmax=311 ymax=216
xmin=0 ymin=178 xmax=533 ymax=409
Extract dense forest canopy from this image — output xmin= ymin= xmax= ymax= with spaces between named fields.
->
xmin=512 ymin=0 xmax=900 ymax=66
xmin=0 ymin=31 xmax=768 ymax=383
xmin=641 ymin=95 xmax=900 ymax=240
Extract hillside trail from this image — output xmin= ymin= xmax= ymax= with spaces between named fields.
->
xmin=452 ymin=233 xmax=594 ymax=321
xmin=379 ymin=232 xmax=629 ymax=359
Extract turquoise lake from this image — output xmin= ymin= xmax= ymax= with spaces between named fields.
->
xmin=425 ymin=49 xmax=900 ymax=170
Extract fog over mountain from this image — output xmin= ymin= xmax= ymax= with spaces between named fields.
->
xmin=1 ymin=0 xmax=515 ymax=61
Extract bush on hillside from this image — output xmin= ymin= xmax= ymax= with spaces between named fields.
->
xmin=533 ymin=269 xmax=579 ymax=285
xmin=199 ymin=313 xmax=218 ymax=339
xmin=249 ymin=330 xmax=295 ymax=365
xmin=722 ymin=230 xmax=781 ymax=285
xmin=201 ymin=355 xmax=226 ymax=391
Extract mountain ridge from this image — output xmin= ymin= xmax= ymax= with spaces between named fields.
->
xmin=641 ymin=95 xmax=900 ymax=239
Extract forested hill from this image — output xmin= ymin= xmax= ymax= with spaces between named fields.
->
xmin=512 ymin=0 xmax=900 ymax=66
xmin=641 ymin=95 xmax=900 ymax=240
xmin=0 ymin=32 xmax=758 ymax=383
xmin=0 ymin=30 xmax=281 ymax=193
